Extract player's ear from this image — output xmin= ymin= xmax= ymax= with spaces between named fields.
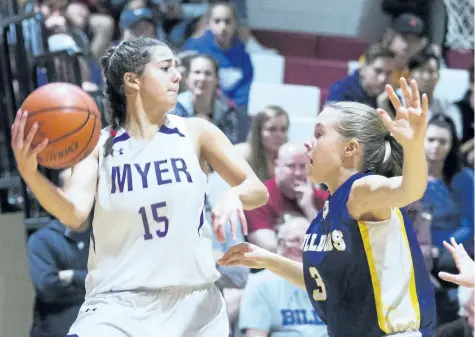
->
xmin=344 ymin=138 xmax=360 ymax=158
xmin=123 ymin=72 xmax=141 ymax=93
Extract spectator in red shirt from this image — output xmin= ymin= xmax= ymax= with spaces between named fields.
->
xmin=244 ymin=142 xmax=329 ymax=252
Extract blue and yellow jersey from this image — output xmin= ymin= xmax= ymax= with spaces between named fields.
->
xmin=302 ymin=173 xmax=436 ymax=337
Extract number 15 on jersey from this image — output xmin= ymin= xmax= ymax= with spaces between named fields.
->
xmin=138 ymin=202 xmax=169 ymax=240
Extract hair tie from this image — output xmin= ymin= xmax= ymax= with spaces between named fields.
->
xmin=110 ymin=129 xmax=117 ymax=137
xmin=383 ymin=140 xmax=392 ymax=163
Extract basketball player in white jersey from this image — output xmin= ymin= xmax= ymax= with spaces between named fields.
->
xmin=11 ymin=37 xmax=269 ymax=337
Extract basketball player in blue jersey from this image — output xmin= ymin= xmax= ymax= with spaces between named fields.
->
xmin=10 ymin=37 xmax=269 ymax=337
xmin=219 ymin=78 xmax=437 ymax=337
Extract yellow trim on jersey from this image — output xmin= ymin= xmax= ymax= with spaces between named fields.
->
xmin=357 ymin=221 xmax=390 ymax=333
xmin=358 ymin=208 xmax=421 ymax=333
xmin=396 ymin=208 xmax=421 ymax=326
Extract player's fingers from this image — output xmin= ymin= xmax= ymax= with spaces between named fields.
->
xmin=238 ymin=208 xmax=248 ymax=236
xmin=385 ymin=84 xmax=402 ymax=112
xmin=377 ymin=109 xmax=394 ymax=132
xmin=218 ymin=222 xmax=226 ymax=243
xmin=11 ymin=109 xmax=22 ymax=146
xmin=438 ymin=272 xmax=462 ymax=286
xmin=23 ymin=122 xmax=39 ymax=155
xmin=229 ymin=213 xmax=237 ymax=241
xmin=16 ymin=110 xmax=28 ymax=149
xmin=450 ymin=237 xmax=459 ymax=248
xmin=410 ymin=79 xmax=421 ymax=109
xmin=442 ymin=240 xmax=456 ymax=253
xmin=211 ymin=210 xmax=220 ymax=231
xmin=400 ymin=77 xmax=412 ymax=108
xmin=421 ymin=94 xmax=429 ymax=118
xmin=31 ymin=138 xmax=48 ymax=157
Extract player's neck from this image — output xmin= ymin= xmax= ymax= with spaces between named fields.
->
xmin=124 ymin=99 xmax=167 ymax=140
xmin=325 ymin=168 xmax=359 ymax=195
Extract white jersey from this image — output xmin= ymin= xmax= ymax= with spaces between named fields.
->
xmin=86 ymin=115 xmax=220 ymax=297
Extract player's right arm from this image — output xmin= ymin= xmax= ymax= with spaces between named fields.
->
xmin=11 ymin=109 xmax=97 ymax=229
xmin=218 ymin=243 xmax=305 ymax=290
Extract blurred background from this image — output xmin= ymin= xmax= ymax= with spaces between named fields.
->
xmin=0 ymin=0 xmax=473 ymax=336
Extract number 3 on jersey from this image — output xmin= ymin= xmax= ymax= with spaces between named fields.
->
xmin=309 ymin=267 xmax=327 ymax=301
xmin=138 ymin=202 xmax=169 ymax=240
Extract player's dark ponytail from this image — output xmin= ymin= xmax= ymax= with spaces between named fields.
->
xmin=100 ymin=37 xmax=167 ymax=157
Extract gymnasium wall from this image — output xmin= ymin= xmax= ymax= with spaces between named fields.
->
xmin=247 ymin=0 xmax=391 ymax=40
xmin=0 ymin=213 xmax=34 ymax=337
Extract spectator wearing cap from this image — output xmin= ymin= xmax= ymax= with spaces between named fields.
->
xmin=327 ymin=44 xmax=395 ymax=108
xmin=174 ymin=54 xmax=249 ymax=144
xmin=119 ymin=8 xmax=160 ymax=41
xmin=362 ymin=13 xmax=428 ymax=88
xmin=381 ymin=0 xmax=447 ymax=57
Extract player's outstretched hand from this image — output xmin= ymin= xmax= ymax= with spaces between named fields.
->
xmin=217 ymin=242 xmax=272 ymax=269
xmin=11 ymin=109 xmax=48 ymax=178
xmin=377 ymin=78 xmax=429 ymax=149
xmin=438 ymin=237 xmax=475 ymax=288
xmin=211 ymin=189 xmax=248 ymax=243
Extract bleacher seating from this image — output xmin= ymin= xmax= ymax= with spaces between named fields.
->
xmin=253 ymin=29 xmax=369 ymax=62
xmin=287 ymin=117 xmax=318 ymax=144
xmin=446 ymin=49 xmax=474 ymax=70
xmin=434 ymin=68 xmax=470 ymax=102
xmin=284 ymin=57 xmax=348 ymax=89
xmin=248 ymin=82 xmax=320 ymax=118
xmin=250 ymin=54 xmax=285 ymax=83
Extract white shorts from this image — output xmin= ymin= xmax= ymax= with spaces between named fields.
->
xmin=67 ymin=284 xmax=229 ymax=337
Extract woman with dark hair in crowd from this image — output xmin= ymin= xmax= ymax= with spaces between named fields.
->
xmin=174 ymin=54 xmax=249 ymax=144
xmin=423 ymin=115 xmax=474 ymax=252
xmin=422 ymin=115 xmax=474 ymax=325
xmin=235 ymin=106 xmax=289 ymax=181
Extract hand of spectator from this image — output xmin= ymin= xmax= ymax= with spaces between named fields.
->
xmin=461 ymin=138 xmax=474 ymax=165
xmin=211 ymin=189 xmax=248 ymax=243
xmin=58 ymin=269 xmax=74 ymax=285
xmin=217 ymin=243 xmax=272 ymax=269
xmin=44 ymin=15 xmax=68 ymax=33
xmin=10 ymin=109 xmax=48 ymax=180
xmin=377 ymin=78 xmax=428 ymax=150
xmin=438 ymin=237 xmax=475 ymax=288
xmin=294 ymin=180 xmax=317 ymax=219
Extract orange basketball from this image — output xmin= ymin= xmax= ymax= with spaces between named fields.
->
xmin=21 ymin=82 xmax=102 ymax=169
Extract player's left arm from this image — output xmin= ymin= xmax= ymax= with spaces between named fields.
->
xmin=187 ymin=117 xmax=269 ymax=210
xmin=347 ymin=78 xmax=428 ymax=220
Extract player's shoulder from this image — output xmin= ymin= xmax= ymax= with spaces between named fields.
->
xmin=351 ymin=174 xmax=389 ymax=191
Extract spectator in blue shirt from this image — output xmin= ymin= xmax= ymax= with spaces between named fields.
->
xmin=183 ymin=2 xmax=253 ymax=108
xmin=422 ymin=115 xmax=474 ymax=251
xmin=327 ymin=44 xmax=395 ymax=109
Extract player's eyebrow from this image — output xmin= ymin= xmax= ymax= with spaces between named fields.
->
xmin=157 ymin=58 xmax=178 ymax=67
